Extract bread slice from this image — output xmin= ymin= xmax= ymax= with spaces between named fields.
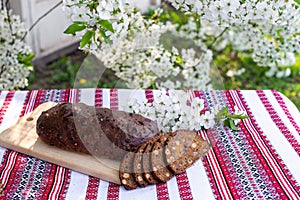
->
xmin=165 ymin=130 xmax=210 ymax=174
xmin=142 ymin=138 xmax=161 ymax=185
xmin=150 ymin=134 xmax=174 ymax=182
xmin=119 ymin=152 xmax=138 ymax=190
xmin=133 ymin=141 xmax=150 ymax=187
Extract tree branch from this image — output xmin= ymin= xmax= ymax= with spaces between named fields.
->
xmin=207 ymin=27 xmax=228 ymax=49
xmin=1 ymin=0 xmax=4 ymax=10
xmin=22 ymin=0 xmax=63 ymax=40
xmin=5 ymin=0 xmax=13 ymax=34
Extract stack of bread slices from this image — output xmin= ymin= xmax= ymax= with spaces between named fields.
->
xmin=119 ymin=130 xmax=210 ymax=190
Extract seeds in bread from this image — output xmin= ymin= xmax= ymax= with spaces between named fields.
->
xmin=150 ymin=134 xmax=174 ymax=182
xmin=119 ymin=152 xmax=138 ymax=190
xmin=165 ymin=130 xmax=210 ymax=174
xmin=142 ymin=138 xmax=161 ymax=184
xmin=133 ymin=142 xmax=150 ymax=187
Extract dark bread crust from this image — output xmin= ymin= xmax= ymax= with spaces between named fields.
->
xmin=36 ymin=102 xmax=159 ymax=161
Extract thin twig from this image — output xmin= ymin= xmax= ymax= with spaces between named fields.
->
xmin=0 ymin=51 xmax=9 ymax=78
xmin=1 ymin=0 xmax=4 ymax=10
xmin=5 ymin=0 xmax=13 ymax=34
xmin=207 ymin=27 xmax=228 ymax=49
xmin=22 ymin=0 xmax=63 ymax=40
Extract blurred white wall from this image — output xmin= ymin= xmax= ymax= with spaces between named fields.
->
xmin=10 ymin=0 xmax=161 ymax=64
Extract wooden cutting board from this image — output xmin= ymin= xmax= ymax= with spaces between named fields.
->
xmin=0 ymin=102 xmax=121 ymax=185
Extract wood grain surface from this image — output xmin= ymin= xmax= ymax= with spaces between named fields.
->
xmin=0 ymin=102 xmax=121 ymax=185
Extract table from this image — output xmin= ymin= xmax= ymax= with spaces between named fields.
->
xmin=0 ymin=89 xmax=299 ymax=199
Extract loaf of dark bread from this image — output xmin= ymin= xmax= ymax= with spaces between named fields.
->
xmin=36 ymin=102 xmax=160 ymax=161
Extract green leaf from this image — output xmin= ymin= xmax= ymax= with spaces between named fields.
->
xmin=295 ymin=0 xmax=300 ymax=5
xmin=64 ymin=22 xmax=86 ymax=35
xmin=223 ymin=119 xmax=239 ymax=131
xmin=80 ymin=31 xmax=94 ymax=48
xmin=176 ymin=56 xmax=183 ymax=65
xmin=229 ymin=119 xmax=239 ymax=131
xmin=223 ymin=119 xmax=230 ymax=128
xmin=18 ymin=53 xmax=35 ymax=67
xmin=99 ymin=20 xmax=114 ymax=33
xmin=216 ymin=106 xmax=229 ymax=120
xmin=100 ymin=30 xmax=112 ymax=44
xmin=219 ymin=106 xmax=229 ymax=116
xmin=228 ymin=114 xmax=249 ymax=119
xmin=170 ymin=11 xmax=181 ymax=24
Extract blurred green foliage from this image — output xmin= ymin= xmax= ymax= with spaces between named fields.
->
xmin=28 ymin=52 xmax=121 ymax=90
xmin=214 ymin=47 xmax=300 ymax=110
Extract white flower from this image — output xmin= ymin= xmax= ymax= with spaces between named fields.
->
xmin=0 ymin=7 xmax=33 ymax=90
xmin=190 ymin=97 xmax=204 ymax=112
xmin=97 ymin=1 xmax=113 ymax=20
xmin=200 ymin=111 xmax=215 ymax=130
xmin=63 ymin=0 xmax=300 ymax=84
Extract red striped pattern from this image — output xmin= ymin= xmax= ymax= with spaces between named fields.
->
xmin=59 ymin=89 xmax=70 ymax=102
xmin=0 ymin=151 xmax=19 ymax=192
xmin=145 ymin=89 xmax=154 ymax=103
xmin=95 ymin=88 xmax=103 ymax=107
xmin=85 ymin=89 xmax=103 ymax=199
xmin=175 ymin=173 xmax=193 ymax=200
xmin=198 ymin=130 xmax=223 ymax=200
xmin=194 ymin=91 xmax=237 ymax=200
xmin=110 ymin=89 xmax=118 ymax=110
xmin=225 ymin=91 xmax=283 ymax=198
xmin=156 ymin=183 xmax=169 ymax=200
xmin=193 ymin=92 xmax=223 ymax=199
xmin=256 ymin=90 xmax=300 ymax=155
xmin=48 ymin=166 xmax=67 ymax=199
xmin=23 ymin=90 xmax=39 ymax=115
xmin=69 ymin=89 xmax=81 ymax=103
xmin=229 ymin=90 xmax=300 ymax=199
xmin=0 ymin=89 xmax=299 ymax=199
xmin=0 ymin=91 xmax=15 ymax=126
xmin=204 ymin=128 xmax=239 ymax=200
xmin=106 ymin=89 xmax=120 ymax=200
xmin=0 ymin=91 xmax=17 ymax=197
xmin=59 ymin=171 xmax=71 ymax=200
xmin=86 ymin=177 xmax=100 ymax=200
xmin=32 ymin=90 xmax=47 ymax=110
xmin=272 ymin=90 xmax=300 ymax=136
xmin=19 ymin=91 xmax=32 ymax=117
xmin=39 ymin=164 xmax=58 ymax=200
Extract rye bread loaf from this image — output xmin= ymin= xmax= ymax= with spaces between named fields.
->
xmin=36 ymin=102 xmax=160 ymax=161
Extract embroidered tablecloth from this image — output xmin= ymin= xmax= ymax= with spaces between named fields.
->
xmin=0 ymin=89 xmax=299 ymax=199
